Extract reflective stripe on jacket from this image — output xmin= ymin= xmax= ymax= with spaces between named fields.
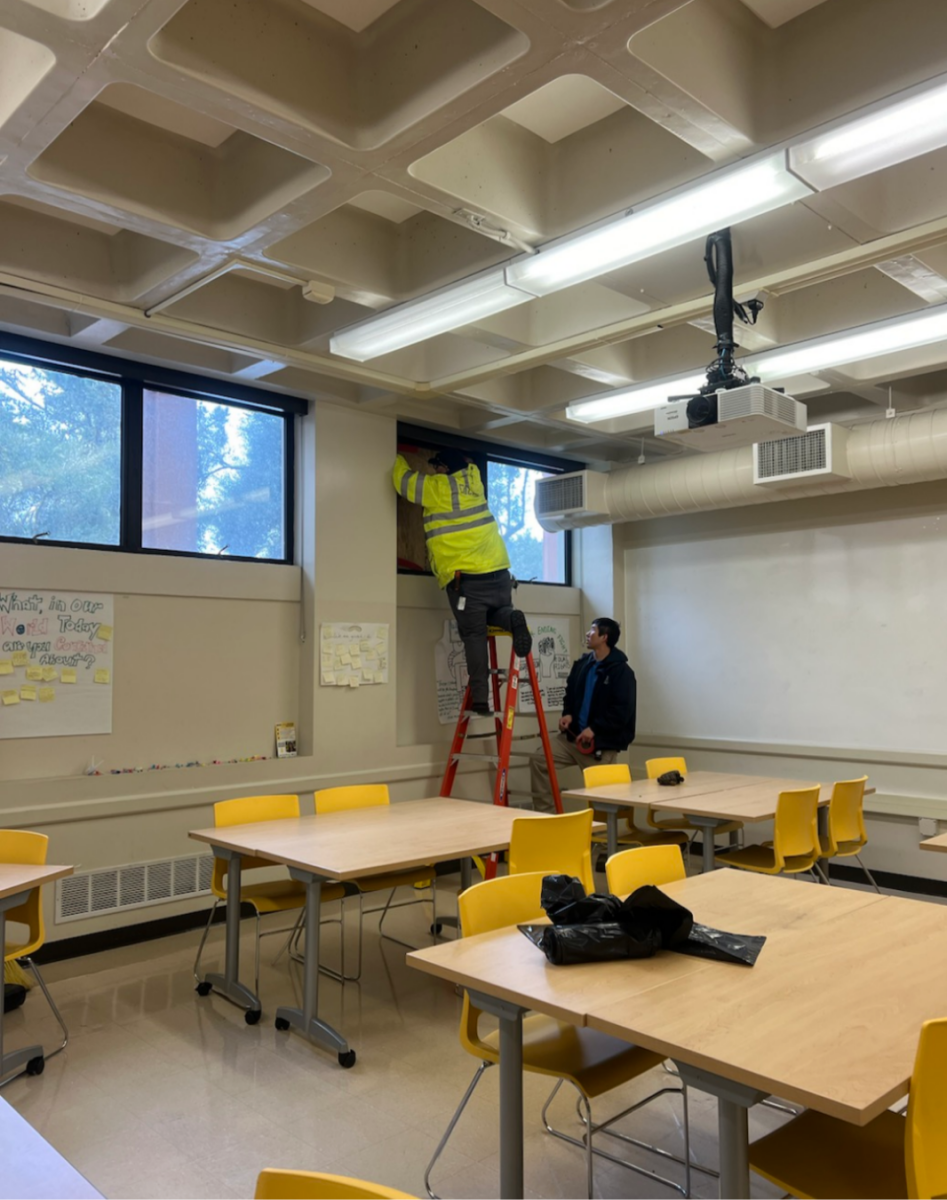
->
xmin=392 ymin=454 xmax=510 ymax=588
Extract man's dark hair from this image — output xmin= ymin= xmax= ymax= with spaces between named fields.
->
xmin=429 ymin=448 xmax=469 ymax=475
xmin=592 ymin=617 xmax=621 ymax=648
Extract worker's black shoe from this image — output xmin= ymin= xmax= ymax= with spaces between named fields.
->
xmin=510 ymin=609 xmax=532 ymax=658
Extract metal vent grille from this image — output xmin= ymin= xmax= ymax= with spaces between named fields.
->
xmin=757 ymin=429 xmax=827 ymax=479
xmin=535 ymin=474 xmax=585 ymax=515
xmin=55 ymin=854 xmax=213 ymax=924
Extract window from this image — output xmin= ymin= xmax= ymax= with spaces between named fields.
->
xmin=0 ymin=335 xmax=300 ymax=562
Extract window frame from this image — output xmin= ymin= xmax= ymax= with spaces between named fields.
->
xmin=0 ymin=333 xmax=301 ymax=565
xmin=396 ymin=422 xmax=580 ymax=587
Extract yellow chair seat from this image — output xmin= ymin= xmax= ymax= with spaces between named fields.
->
xmin=820 ymin=834 xmax=866 ymax=857
xmin=715 ymin=843 xmax=817 ymax=875
xmin=478 ymin=1015 xmax=665 ymax=1100
xmin=750 ymin=1107 xmax=906 ymax=1199
xmin=238 ymin=879 xmax=345 ymax=913
xmin=5 ymin=936 xmax=41 ymax=961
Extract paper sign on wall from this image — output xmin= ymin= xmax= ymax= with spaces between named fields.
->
xmin=0 ymin=590 xmax=113 ymax=739
xmin=320 ymin=623 xmax=389 ymax=687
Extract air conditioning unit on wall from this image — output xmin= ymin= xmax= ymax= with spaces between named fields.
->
xmin=535 ymin=470 xmax=610 ymax=531
xmin=754 ymin=423 xmax=852 ymax=487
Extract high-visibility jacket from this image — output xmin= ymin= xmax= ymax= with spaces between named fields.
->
xmin=392 ymin=454 xmax=510 ymax=588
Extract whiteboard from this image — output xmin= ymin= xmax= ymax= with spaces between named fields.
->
xmin=0 ymin=589 xmax=113 ymax=739
xmin=625 ymin=509 xmax=945 ymax=754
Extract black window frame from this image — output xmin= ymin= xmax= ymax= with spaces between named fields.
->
xmin=396 ymin=422 xmax=580 ymax=587
xmin=0 ymin=333 xmax=303 ymax=565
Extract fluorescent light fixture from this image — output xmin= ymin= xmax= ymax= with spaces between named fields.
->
xmin=789 ymin=77 xmax=947 ymax=190
xmin=747 ymin=304 xmax=947 ymax=381
xmin=329 ymin=270 xmax=528 ymax=361
xmin=506 ymin=153 xmax=813 ymax=298
xmin=566 ymin=373 xmax=706 ymax=424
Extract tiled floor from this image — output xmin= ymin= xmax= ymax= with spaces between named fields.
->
xmin=3 ymin=878 xmax=820 ymax=1199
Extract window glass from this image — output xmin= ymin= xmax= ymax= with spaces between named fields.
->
xmin=488 ymin=461 xmax=567 ymax=584
xmin=0 ymin=356 xmax=121 ymax=545
xmin=142 ymin=390 xmax=285 ymax=558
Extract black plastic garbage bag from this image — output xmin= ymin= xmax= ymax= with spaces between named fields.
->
xmin=618 ymin=884 xmax=694 ymax=948
xmin=675 ymin=923 xmax=766 ymax=966
xmin=519 ymin=922 xmax=659 ymax=965
xmin=541 ymin=874 xmax=622 ymax=925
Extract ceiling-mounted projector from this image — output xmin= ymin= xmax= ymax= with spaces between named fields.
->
xmin=654 ymin=383 xmax=807 ymax=450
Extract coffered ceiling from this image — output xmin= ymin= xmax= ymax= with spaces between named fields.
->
xmin=3 ymin=0 xmax=947 ymax=466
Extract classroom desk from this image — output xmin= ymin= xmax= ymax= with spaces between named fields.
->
xmin=408 ymin=870 xmax=899 ymax=1199
xmin=0 ymin=1096 xmax=103 ymax=1199
xmin=189 ymin=796 xmax=547 ymax=1066
xmin=920 ymin=832 xmax=947 ymax=853
xmin=0 ymin=862 xmax=73 ymax=1085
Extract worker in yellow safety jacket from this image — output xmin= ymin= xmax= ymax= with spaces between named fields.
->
xmin=392 ymin=447 xmax=532 ymax=714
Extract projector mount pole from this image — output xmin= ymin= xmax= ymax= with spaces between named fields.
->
xmin=701 ymin=227 xmax=763 ymax=395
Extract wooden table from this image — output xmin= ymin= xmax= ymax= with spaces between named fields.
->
xmin=920 ymin=832 xmax=947 ymax=853
xmin=0 ymin=1096 xmax=102 ymax=1199
xmin=0 ymin=863 xmax=73 ymax=1085
xmin=408 ymin=870 xmax=908 ymax=1199
xmin=189 ymin=796 xmax=547 ymax=1065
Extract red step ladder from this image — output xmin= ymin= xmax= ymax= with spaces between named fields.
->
xmin=440 ymin=632 xmax=562 ymax=878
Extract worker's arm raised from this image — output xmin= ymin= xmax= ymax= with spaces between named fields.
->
xmin=391 ymin=454 xmax=454 ymax=508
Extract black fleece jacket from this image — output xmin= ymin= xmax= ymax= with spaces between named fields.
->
xmin=561 ymin=647 xmax=636 ymax=752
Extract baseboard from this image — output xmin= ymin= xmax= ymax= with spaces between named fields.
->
xmin=825 ymin=861 xmax=947 ymax=897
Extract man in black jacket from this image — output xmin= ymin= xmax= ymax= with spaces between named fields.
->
xmin=529 ymin=617 xmax=636 ymax=813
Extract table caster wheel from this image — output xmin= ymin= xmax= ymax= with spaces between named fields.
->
xmin=338 ymin=1050 xmax=356 ymax=1069
xmin=245 ymin=1008 xmax=262 ymax=1026
xmin=195 ymin=981 xmax=212 ymax=997
xmin=275 ymin=1017 xmax=290 ymax=1032
xmin=26 ymin=1056 xmax=45 ymax=1076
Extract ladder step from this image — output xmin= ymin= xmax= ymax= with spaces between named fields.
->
xmin=451 ymin=751 xmax=535 ymax=764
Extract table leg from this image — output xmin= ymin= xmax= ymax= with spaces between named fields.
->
xmin=674 ymin=1062 xmax=766 ymax=1199
xmin=471 ymin=990 xmax=525 ymax=1199
xmin=460 ymin=857 xmax=473 ymax=892
xmin=688 ymin=816 xmax=726 ymax=873
xmin=602 ymin=806 xmax=619 ymax=858
xmin=201 ymin=849 xmax=261 ymax=1019
xmin=275 ymin=870 xmax=353 ymax=1066
xmin=0 ymin=892 xmax=45 ymax=1082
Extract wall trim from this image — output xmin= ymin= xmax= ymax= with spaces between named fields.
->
xmin=634 ymin=734 xmax=947 ymax=771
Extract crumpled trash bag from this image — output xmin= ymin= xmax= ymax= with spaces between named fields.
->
xmin=520 ymin=876 xmax=765 ymax=967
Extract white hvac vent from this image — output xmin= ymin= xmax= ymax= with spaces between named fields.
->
xmin=754 ymin=423 xmax=851 ymax=486
xmin=534 ymin=470 xmax=609 ymax=532
xmin=55 ymin=853 xmax=214 ymax=924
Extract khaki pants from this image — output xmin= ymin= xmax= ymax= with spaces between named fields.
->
xmin=529 ymin=733 xmax=618 ymax=813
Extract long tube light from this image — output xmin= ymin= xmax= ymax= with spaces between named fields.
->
xmin=505 ymin=154 xmax=812 ymax=298
xmin=566 ymin=373 xmax=706 ymax=424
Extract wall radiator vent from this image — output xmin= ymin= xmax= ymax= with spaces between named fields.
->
xmin=55 ymin=853 xmax=214 ymax=923
xmin=534 ymin=469 xmax=609 ymax=531
xmin=753 ymin=423 xmax=851 ymax=487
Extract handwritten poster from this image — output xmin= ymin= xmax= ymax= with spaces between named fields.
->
xmin=434 ymin=617 xmax=571 ymax=725
xmin=320 ymin=623 xmax=389 ymax=687
xmin=0 ymin=589 xmax=113 ymax=738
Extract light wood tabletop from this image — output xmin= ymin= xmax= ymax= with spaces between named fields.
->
xmin=0 ymin=1097 xmax=102 ymax=1200
xmin=561 ymin=771 xmax=779 ymax=811
xmin=0 ymin=863 xmax=73 ymax=902
xmin=648 ymin=778 xmax=831 ymax=823
xmin=190 ymin=796 xmax=547 ymax=880
xmin=920 ymin=832 xmax=947 ymax=852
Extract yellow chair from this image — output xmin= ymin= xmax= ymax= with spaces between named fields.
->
xmin=508 ymin=809 xmax=595 ymax=894
xmin=425 ymin=870 xmax=694 ymax=1199
xmin=606 ymin=844 xmax=686 ymax=895
xmin=193 ymin=795 xmax=348 ymax=1004
xmin=583 ymin=763 xmax=688 ymax=858
xmin=714 ymin=786 xmax=826 ymax=878
xmin=644 ymin=757 xmax=743 ymax=848
xmin=314 ymin=785 xmax=436 ymax=967
xmin=749 ymin=1016 xmax=947 ymax=1199
xmin=0 ymin=830 xmax=68 ymax=1071
xmin=820 ymin=775 xmax=880 ymax=892
xmin=255 ymin=1169 xmax=416 ymax=1199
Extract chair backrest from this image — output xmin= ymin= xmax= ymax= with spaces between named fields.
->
xmin=314 ymin=784 xmax=390 ymax=815
xmin=0 ymin=829 xmax=48 ymax=949
xmin=645 ymin=757 xmax=687 ymax=779
xmin=772 ymin=787 xmax=821 ymax=867
xmin=906 ymin=1017 xmax=947 ymax=1200
xmin=509 ymin=810 xmax=594 ymax=894
xmin=582 ymin=763 xmax=631 ymax=789
xmin=826 ymin=776 xmax=869 ymax=852
xmin=606 ymin=844 xmax=685 ymax=895
xmin=255 ymin=1168 xmax=416 ymax=1199
xmin=211 ymin=795 xmax=301 ymax=894
xmin=458 ymin=872 xmax=548 ymax=1057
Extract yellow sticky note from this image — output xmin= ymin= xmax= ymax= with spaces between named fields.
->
xmin=374 ymin=671 xmax=386 ymax=684
xmin=11 ymin=651 xmax=29 ymax=667
xmin=1 ymin=690 xmax=19 ymax=706
xmin=348 ymin=675 xmax=360 ymax=688
xmin=20 ymin=686 xmax=36 ymax=701
xmin=39 ymin=688 xmax=55 ymax=703
xmin=362 ymin=669 xmax=373 ymax=682
xmin=0 ymin=661 xmax=12 ymax=675
xmin=322 ymin=671 xmax=336 ymax=686
xmin=94 ymin=669 xmax=111 ymax=685
xmin=25 ymin=666 xmax=43 ymax=681
xmin=61 ymin=668 xmax=77 ymax=684
xmin=97 ymin=624 xmax=113 ymax=641
xmin=339 ymin=652 xmax=352 ymax=665
xmin=351 ymin=656 xmax=362 ymax=669
xmin=42 ymin=667 xmax=57 ymax=682
xmin=360 ymin=640 xmax=372 ymax=652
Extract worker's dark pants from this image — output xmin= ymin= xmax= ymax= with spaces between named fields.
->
xmin=446 ymin=569 xmax=515 ymax=708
